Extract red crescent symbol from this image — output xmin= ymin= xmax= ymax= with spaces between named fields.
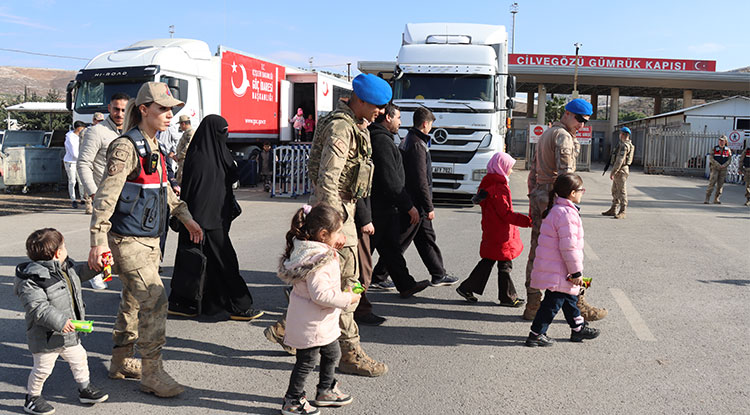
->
xmin=323 ymin=82 xmax=329 ymax=97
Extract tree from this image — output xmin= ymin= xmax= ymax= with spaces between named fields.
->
xmin=0 ymin=90 xmax=71 ymax=131
xmin=619 ymin=110 xmax=646 ymax=122
xmin=545 ymin=96 xmax=566 ymax=124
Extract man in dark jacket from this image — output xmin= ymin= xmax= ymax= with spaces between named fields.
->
xmin=397 ymin=107 xmax=457 ymax=287
xmin=368 ymin=104 xmax=430 ymax=299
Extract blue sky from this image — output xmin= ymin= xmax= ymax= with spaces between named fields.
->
xmin=1 ymin=0 xmax=747 ymax=73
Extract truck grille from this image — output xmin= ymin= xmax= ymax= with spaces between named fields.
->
xmin=431 ymin=150 xmax=477 ymax=164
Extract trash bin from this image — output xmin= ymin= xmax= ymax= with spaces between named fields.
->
xmin=1 ymin=130 xmax=64 ymax=192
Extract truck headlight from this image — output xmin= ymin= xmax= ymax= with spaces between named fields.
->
xmin=472 ymin=169 xmax=487 ymax=181
xmin=478 ymin=133 xmax=492 ymax=149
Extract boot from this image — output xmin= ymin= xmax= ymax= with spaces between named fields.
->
xmin=263 ymin=320 xmax=296 ymax=355
xmin=704 ymin=194 xmax=711 ymax=204
xmin=614 ymin=207 xmax=626 ymax=219
xmin=713 ymin=197 xmax=721 ymax=204
xmin=577 ymin=288 xmax=607 ymax=321
xmin=601 ymin=205 xmax=617 ymax=216
xmin=108 ymin=345 xmax=142 ymax=380
xmin=338 ymin=341 xmax=388 ymax=377
xmin=745 ymin=198 xmax=750 ymax=207
xmin=522 ymin=291 xmax=542 ymax=321
xmin=84 ymin=196 xmax=93 ymax=214
xmin=140 ymin=359 xmax=185 ymax=398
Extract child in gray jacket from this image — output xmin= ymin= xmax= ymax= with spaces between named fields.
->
xmin=15 ymin=228 xmax=108 ymax=415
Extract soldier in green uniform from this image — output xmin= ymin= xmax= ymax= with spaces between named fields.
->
xmin=705 ymin=135 xmax=732 ymax=204
xmin=88 ymin=82 xmax=203 ymax=398
xmin=265 ymin=74 xmax=390 ymax=377
xmin=602 ymin=127 xmax=635 ymax=219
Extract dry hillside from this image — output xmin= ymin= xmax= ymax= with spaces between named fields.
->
xmin=0 ymin=66 xmax=76 ymax=98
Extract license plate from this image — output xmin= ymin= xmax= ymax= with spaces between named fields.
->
xmin=432 ymin=166 xmax=453 ymax=174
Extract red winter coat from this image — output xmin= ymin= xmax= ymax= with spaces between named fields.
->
xmin=478 ymin=173 xmax=532 ymax=261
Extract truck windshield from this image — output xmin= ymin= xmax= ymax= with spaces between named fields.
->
xmin=74 ymin=81 xmax=144 ymax=113
xmin=393 ymin=74 xmax=494 ymax=102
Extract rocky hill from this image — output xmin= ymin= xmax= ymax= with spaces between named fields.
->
xmin=0 ymin=66 xmax=76 ymax=98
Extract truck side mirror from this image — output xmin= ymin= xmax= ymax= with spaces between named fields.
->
xmin=506 ymin=75 xmax=516 ymax=98
xmin=66 ymin=80 xmax=77 ymax=111
xmin=160 ymin=76 xmax=189 ymax=104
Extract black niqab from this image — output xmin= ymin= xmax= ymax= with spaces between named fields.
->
xmin=181 ymin=114 xmax=238 ymax=230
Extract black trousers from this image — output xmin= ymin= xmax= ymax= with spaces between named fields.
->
xmin=373 ymin=213 xmax=445 ymax=281
xmin=370 ymin=211 xmax=419 ymax=292
xmin=459 ymin=258 xmax=519 ymax=303
xmin=170 ymin=224 xmax=254 ymax=314
xmin=285 ymin=340 xmax=341 ymax=399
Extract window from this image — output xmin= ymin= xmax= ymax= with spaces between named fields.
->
xmin=393 ymin=74 xmax=494 ymax=102
xmin=736 ymin=118 xmax=750 ymax=130
xmin=74 ymin=81 xmax=143 ymax=113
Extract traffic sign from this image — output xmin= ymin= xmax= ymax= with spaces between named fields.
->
xmin=727 ymin=130 xmax=743 ymax=150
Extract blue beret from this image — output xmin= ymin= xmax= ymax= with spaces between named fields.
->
xmin=565 ymin=98 xmax=593 ymax=116
xmin=352 ymin=74 xmax=392 ymax=106
xmin=620 ymin=127 xmax=632 ymax=135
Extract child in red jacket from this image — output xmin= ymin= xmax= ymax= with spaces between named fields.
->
xmin=456 ymin=152 xmax=532 ymax=307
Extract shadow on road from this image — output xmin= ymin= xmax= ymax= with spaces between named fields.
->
xmin=697 ymin=279 xmax=750 ymax=287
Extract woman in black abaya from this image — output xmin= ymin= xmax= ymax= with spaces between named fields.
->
xmin=168 ymin=114 xmax=264 ymax=321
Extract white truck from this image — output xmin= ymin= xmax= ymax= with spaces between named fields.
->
xmin=66 ymin=38 xmax=352 ymax=154
xmin=364 ymin=23 xmax=516 ymax=198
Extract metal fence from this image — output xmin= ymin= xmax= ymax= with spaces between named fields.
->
xmin=643 ymin=128 xmax=746 ymax=183
xmin=272 ymin=144 xmax=311 ymax=198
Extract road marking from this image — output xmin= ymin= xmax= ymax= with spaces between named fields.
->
xmin=584 ymin=241 xmax=600 ymax=261
xmin=610 ymin=288 xmax=656 ymax=341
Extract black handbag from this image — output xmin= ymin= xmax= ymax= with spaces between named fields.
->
xmin=230 ymin=195 xmax=242 ymax=221
xmin=170 ymin=240 xmax=207 ymax=314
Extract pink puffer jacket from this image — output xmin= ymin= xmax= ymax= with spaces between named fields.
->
xmin=530 ymin=197 xmax=584 ymax=296
xmin=278 ymin=239 xmax=354 ymax=349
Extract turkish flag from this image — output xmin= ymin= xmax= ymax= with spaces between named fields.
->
xmin=221 ymin=51 xmax=286 ymax=134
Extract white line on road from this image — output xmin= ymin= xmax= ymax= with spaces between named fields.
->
xmin=610 ymin=288 xmax=656 ymax=341
xmin=584 ymin=241 xmax=600 ymax=261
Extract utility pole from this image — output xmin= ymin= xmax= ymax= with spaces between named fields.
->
xmin=510 ymin=3 xmax=519 ymax=54
xmin=572 ymin=42 xmax=582 ymax=98
xmin=169 ymin=25 xmax=175 ymax=38
xmin=309 ymin=57 xmax=314 ymax=72
xmin=347 ymin=63 xmax=351 ymax=81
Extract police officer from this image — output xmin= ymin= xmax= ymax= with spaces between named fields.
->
xmin=525 ymin=98 xmax=606 ymax=322
xmin=308 ymin=74 xmax=389 ymax=376
xmin=705 ymin=135 xmax=732 ymax=204
xmin=740 ymin=145 xmax=750 ymax=206
xmin=602 ymin=127 xmax=635 ymax=219
xmin=88 ymin=82 xmax=203 ymax=398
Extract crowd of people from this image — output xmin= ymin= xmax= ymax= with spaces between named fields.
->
xmin=16 ymin=73 xmax=750 ymax=415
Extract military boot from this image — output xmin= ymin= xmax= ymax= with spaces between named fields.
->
xmin=338 ymin=341 xmax=388 ymax=377
xmin=577 ymin=288 xmax=608 ymax=321
xmin=263 ymin=320 xmax=296 ymax=355
xmin=745 ymin=198 xmax=750 ymax=207
xmin=108 ymin=345 xmax=142 ymax=380
xmin=522 ymin=291 xmax=543 ymax=321
xmin=140 ymin=359 xmax=184 ymax=398
xmin=614 ymin=207 xmax=626 ymax=219
xmin=601 ymin=205 xmax=617 ymax=216
xmin=713 ymin=197 xmax=721 ymax=204
xmin=704 ymin=194 xmax=711 ymax=204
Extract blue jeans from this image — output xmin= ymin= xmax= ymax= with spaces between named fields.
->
xmin=530 ymin=290 xmax=582 ymax=334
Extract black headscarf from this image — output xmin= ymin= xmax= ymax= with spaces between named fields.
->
xmin=180 ymin=115 xmax=239 ymax=230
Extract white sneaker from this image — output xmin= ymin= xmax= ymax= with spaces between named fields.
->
xmin=88 ymin=274 xmax=108 ymax=290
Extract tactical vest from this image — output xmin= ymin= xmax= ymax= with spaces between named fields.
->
xmin=309 ymin=109 xmax=373 ymax=200
xmin=110 ymin=128 xmax=169 ymax=238
xmin=712 ymin=146 xmax=730 ymax=165
xmin=744 ymin=148 xmax=750 ymax=168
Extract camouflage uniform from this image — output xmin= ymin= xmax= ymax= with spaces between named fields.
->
xmin=705 ymin=144 xmax=732 ymax=204
xmin=524 ymin=122 xmax=579 ymax=320
xmin=741 ymin=147 xmax=750 ymax=206
xmin=90 ymin=129 xmax=192 ymax=393
xmin=307 ymin=102 xmax=385 ymax=376
xmin=603 ymin=138 xmax=634 ymax=218
xmin=174 ymin=127 xmax=194 ymax=185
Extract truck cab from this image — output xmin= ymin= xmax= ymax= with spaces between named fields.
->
xmin=391 ymin=23 xmax=515 ymax=197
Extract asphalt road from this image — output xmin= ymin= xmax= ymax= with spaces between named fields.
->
xmin=0 ymin=166 xmax=748 ymax=415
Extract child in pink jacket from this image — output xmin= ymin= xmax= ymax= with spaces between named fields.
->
xmin=525 ymin=173 xmax=601 ymax=347
xmin=278 ymin=204 xmax=359 ymax=415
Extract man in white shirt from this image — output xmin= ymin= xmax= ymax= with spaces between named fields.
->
xmin=63 ymin=121 xmax=87 ymax=208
